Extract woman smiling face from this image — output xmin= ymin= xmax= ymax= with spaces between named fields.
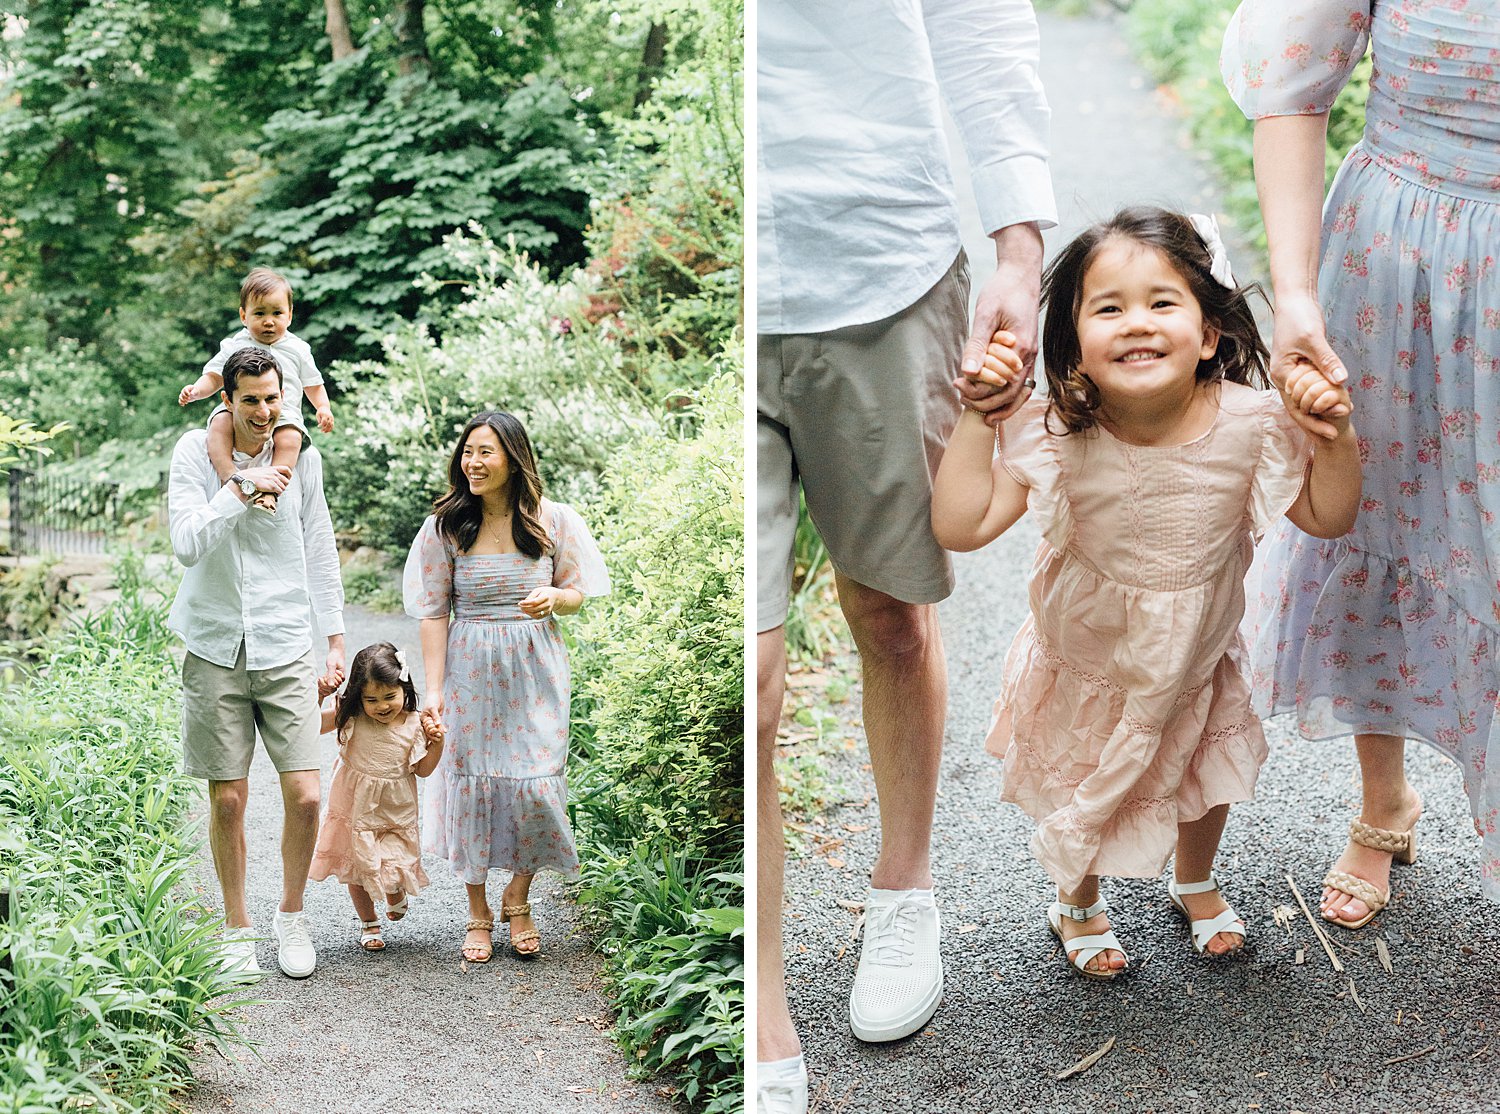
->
xmin=461 ymin=423 xmax=512 ymax=503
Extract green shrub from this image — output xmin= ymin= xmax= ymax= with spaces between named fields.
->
xmin=0 ymin=555 xmax=255 ymax=1112
xmin=569 ymin=368 xmax=743 ymax=1109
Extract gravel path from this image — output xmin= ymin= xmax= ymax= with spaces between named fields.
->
xmin=184 ymin=600 xmax=675 ymax=1114
xmin=781 ymin=8 xmax=1500 ymax=1112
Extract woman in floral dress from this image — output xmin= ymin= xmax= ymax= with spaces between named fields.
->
xmin=1222 ymin=0 xmax=1500 ymax=925
xmin=404 ymin=411 xmax=609 ymax=961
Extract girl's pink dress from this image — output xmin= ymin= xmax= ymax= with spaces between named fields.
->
xmin=309 ymin=712 xmax=431 ymax=903
xmin=986 ymin=383 xmax=1310 ymax=892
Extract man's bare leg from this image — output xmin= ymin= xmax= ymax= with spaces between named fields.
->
xmin=277 ymin=769 xmax=321 ymax=914
xmin=757 ymin=625 xmax=800 ymax=1062
xmin=207 ymin=778 xmax=251 ymax=927
xmin=835 ymin=574 xmax=946 ymax=890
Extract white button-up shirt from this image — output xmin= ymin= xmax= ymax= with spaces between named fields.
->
xmin=758 ymin=0 xmax=1057 ymax=335
xmin=167 ymin=429 xmax=344 ymax=670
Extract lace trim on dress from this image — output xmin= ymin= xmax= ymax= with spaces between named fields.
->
xmin=1033 ymin=636 xmax=1216 ymax=714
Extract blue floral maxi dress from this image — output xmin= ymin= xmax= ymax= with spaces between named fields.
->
xmin=1222 ymin=0 xmax=1500 ymax=898
xmin=403 ymin=500 xmax=610 ymax=882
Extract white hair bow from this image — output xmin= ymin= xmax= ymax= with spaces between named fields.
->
xmin=1188 ymin=213 xmax=1237 ymax=290
xmin=394 ymin=648 xmax=410 ymax=682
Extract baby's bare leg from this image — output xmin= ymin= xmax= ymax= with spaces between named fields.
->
xmin=207 ymin=412 xmax=237 ymax=484
xmin=254 ymin=426 xmax=303 ymax=512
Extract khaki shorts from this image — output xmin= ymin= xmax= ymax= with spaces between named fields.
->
xmin=181 ymin=644 xmax=321 ymax=780
xmin=757 ymin=251 xmax=969 ymax=632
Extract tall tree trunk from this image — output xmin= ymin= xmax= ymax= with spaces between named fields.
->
xmin=324 ymin=0 xmax=355 ymax=61
xmin=633 ymin=21 xmax=667 ymax=110
xmin=394 ymin=0 xmax=430 ymax=78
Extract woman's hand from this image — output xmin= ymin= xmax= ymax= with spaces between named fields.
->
xmin=1271 ymin=292 xmax=1349 ymax=441
xmin=519 ymin=586 xmax=565 ymax=619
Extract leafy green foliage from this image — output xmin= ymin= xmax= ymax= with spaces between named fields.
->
xmin=0 ymin=556 xmax=256 ymax=1111
xmin=229 ymin=71 xmax=595 ymax=362
xmin=568 ymin=370 xmax=743 ymax=1111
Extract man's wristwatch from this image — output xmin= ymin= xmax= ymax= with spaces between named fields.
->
xmin=229 ymin=473 xmax=257 ymax=497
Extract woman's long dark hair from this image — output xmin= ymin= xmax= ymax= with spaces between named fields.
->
xmin=334 ymin=641 xmax=418 ymax=742
xmin=1039 ymin=206 xmax=1269 ymax=434
xmin=431 ymin=411 xmax=552 ymax=559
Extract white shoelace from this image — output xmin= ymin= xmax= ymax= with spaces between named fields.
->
xmin=278 ymin=913 xmax=312 ymax=949
xmin=757 ymin=1081 xmax=803 ymax=1114
xmin=863 ymin=900 xmax=918 ymax=967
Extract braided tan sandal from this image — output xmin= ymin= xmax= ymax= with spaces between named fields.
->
xmin=501 ymin=902 xmax=541 ymax=959
xmin=462 ymin=917 xmax=494 ymax=963
xmin=1322 ymin=817 xmax=1419 ymax=930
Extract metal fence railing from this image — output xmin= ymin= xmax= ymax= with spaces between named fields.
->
xmin=6 ymin=467 xmax=122 ymax=557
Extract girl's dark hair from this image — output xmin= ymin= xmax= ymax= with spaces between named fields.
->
xmin=431 ymin=411 xmax=552 ymax=559
xmin=334 ymin=642 xmax=419 ymax=741
xmin=1039 ymin=205 xmax=1269 ymax=434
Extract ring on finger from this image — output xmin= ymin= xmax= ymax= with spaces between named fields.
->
xmin=1024 ymin=377 xmax=1036 ymax=389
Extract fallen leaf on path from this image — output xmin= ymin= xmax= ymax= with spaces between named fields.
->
xmin=1376 ymin=938 xmax=1393 ymax=973
xmin=1287 ymin=874 xmax=1344 ymax=973
xmin=834 ymin=898 xmax=864 ymax=913
xmin=826 ymin=857 xmax=846 ymax=869
xmin=842 ymin=823 xmax=870 ymax=833
xmin=955 ymin=924 xmax=978 ymax=934
xmin=1295 ymin=949 xmax=1305 ymax=965
xmin=1056 ymin=1036 xmax=1115 ymax=1081
xmin=1348 ymin=977 xmax=1366 ymax=1013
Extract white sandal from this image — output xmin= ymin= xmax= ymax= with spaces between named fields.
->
xmin=1047 ymin=897 xmax=1127 ymax=980
xmin=359 ymin=919 xmax=385 ymax=951
xmin=1167 ymin=872 xmax=1246 ymax=955
xmin=386 ymin=892 xmax=409 ymax=921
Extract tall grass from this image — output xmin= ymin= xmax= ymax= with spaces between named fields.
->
xmin=0 ymin=553 xmax=255 ymax=1113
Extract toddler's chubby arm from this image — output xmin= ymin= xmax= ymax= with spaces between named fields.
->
xmin=304 ymin=383 xmax=334 ymax=433
xmin=179 ymin=370 xmax=224 ymax=407
xmin=1283 ymin=367 xmax=1361 ymax=539
xmin=932 ymin=409 xmax=1029 ymax=553
xmin=413 ymin=711 xmax=446 ymax=777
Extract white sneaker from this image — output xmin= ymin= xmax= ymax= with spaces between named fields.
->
xmin=756 ymin=1056 xmax=808 ymax=1114
xmin=848 ymin=888 xmax=943 ymax=1042
xmin=219 ymin=927 xmax=261 ymax=979
xmin=272 ymin=909 xmax=316 ymax=978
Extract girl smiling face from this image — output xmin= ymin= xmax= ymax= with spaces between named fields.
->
xmin=1074 ymin=238 xmax=1221 ymax=408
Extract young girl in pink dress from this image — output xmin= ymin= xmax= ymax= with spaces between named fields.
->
xmin=309 ymin=641 xmax=446 ymax=951
xmin=932 ymin=207 xmax=1361 ymax=979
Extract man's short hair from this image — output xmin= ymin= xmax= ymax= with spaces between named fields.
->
xmin=222 ymin=347 xmax=283 ymax=400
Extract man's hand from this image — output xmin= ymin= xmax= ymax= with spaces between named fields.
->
xmin=235 ymin=464 xmax=292 ymax=495
xmin=954 ymin=331 xmax=1033 ymax=423
xmin=959 ymin=222 xmax=1043 ymax=426
xmin=322 ymin=637 xmax=346 ymax=695
xmin=1270 ymin=292 xmax=1348 ymax=440
xmin=315 ymin=408 xmax=334 ymax=434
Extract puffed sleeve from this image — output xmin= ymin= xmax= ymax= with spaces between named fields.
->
xmin=1250 ymin=391 xmax=1314 ymax=540
xmin=406 ymin=715 xmax=429 ymax=771
xmin=1221 ymin=0 xmax=1372 ymax=118
xmin=998 ymin=397 xmax=1073 ymax=553
xmin=403 ymin=515 xmax=454 ymax=619
xmin=547 ymin=501 xmax=611 ymax=596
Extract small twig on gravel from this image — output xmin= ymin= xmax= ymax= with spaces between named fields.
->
xmin=1384 ymin=1046 xmax=1436 ymax=1066
xmin=1056 ymin=1036 xmax=1115 ymax=1081
xmin=1348 ymin=977 xmax=1366 ymax=1013
xmin=1286 ymin=874 xmax=1344 ymax=973
xmin=1376 ymin=938 xmax=1394 ymax=973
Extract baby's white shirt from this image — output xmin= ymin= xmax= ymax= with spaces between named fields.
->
xmin=204 ymin=328 xmax=323 ymax=403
